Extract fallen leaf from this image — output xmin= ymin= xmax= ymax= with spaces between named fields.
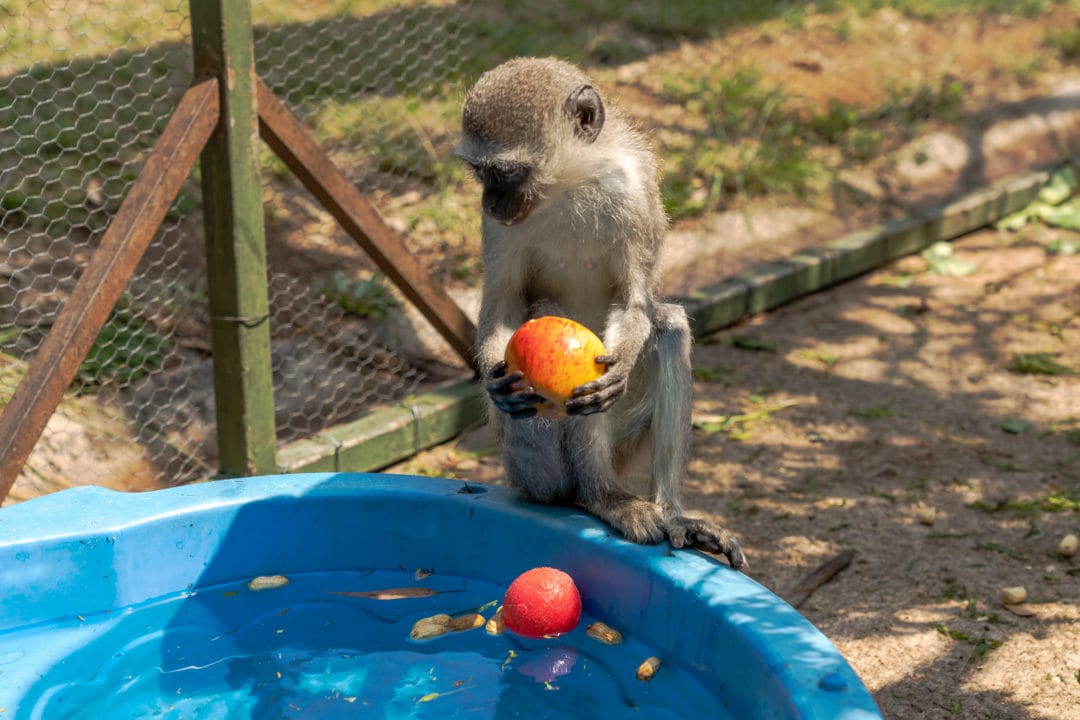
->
xmin=1000 ymin=418 xmax=1032 ymax=434
xmin=1047 ymin=238 xmax=1079 ymax=255
xmin=331 ymin=587 xmax=447 ymax=600
xmin=1008 ymin=353 xmax=1075 ymax=376
xmin=1037 ymin=166 xmax=1077 ymax=205
xmin=731 ymin=335 xmax=779 ymax=352
xmin=922 ymin=241 xmax=975 ymax=276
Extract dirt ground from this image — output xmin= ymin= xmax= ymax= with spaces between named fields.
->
xmin=390 ymin=219 xmax=1080 ymax=720
xmin=5 ymin=5 xmax=1079 ymax=717
xmin=384 ymin=11 xmax=1080 ymax=718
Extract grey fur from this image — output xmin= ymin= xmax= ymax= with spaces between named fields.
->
xmin=459 ymin=58 xmax=744 ymax=569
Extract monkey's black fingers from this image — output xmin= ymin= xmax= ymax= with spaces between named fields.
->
xmin=593 ymin=354 xmax=619 ymax=368
xmin=670 ymin=517 xmax=746 ymax=571
xmin=486 ymin=369 xmax=526 ymax=396
xmin=491 ymin=390 xmax=545 ymax=415
xmin=566 ymin=374 xmax=627 ymax=415
xmin=490 ymin=360 xmax=509 ymax=379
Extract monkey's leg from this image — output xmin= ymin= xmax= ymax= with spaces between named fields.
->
xmin=498 ymin=415 xmax=576 ymax=505
xmin=646 ymin=303 xmax=746 ymax=569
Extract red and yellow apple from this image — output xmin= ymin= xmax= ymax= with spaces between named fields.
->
xmin=504 ymin=316 xmax=606 ymax=418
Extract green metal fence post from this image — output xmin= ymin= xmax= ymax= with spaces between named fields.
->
xmin=190 ymin=0 xmax=277 ymax=475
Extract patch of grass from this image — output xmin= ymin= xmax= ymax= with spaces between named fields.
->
xmin=692 ymin=398 xmax=800 ymax=439
xmin=974 ymin=540 xmax=1026 ymax=561
xmin=1041 ymin=418 xmax=1080 ymax=445
xmin=971 ymin=489 xmax=1080 ymax=516
xmin=848 ymin=405 xmax=895 ymax=419
xmin=692 ymin=365 xmax=736 ymax=384
xmin=937 ymin=577 xmax=968 ymax=602
xmin=1048 ymin=22 xmax=1080 ymax=62
xmin=1008 ymin=352 xmax=1076 ymax=376
xmin=871 ymin=79 xmax=967 ymax=131
xmin=731 ymin=334 xmax=779 ymax=353
xmin=315 ymin=94 xmax=461 ymax=185
xmin=319 ymin=271 xmax=399 ymax=320
xmin=660 ymin=67 xmax=822 ymax=218
xmin=934 ymin=623 xmax=970 ymax=640
xmin=75 ymin=298 xmax=170 ymax=390
xmin=728 ymin=494 xmax=762 ymax=517
xmin=796 ymin=348 xmax=839 ymax=369
xmin=658 ymin=64 xmax=972 ymax=217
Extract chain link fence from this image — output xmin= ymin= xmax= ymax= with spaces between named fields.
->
xmin=0 ymin=0 xmax=501 ymax=502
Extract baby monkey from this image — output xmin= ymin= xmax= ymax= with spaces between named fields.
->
xmin=458 ymin=57 xmax=744 ymax=569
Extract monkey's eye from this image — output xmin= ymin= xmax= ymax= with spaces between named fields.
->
xmin=500 ymin=166 xmax=529 ymax=185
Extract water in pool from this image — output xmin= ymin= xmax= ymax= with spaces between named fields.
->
xmin=1 ymin=570 xmax=730 ymax=719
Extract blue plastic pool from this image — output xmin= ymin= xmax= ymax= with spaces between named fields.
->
xmin=0 ymin=473 xmax=882 ymax=719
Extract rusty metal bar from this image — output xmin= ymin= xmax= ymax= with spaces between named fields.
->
xmin=0 ymin=78 xmax=221 ymax=502
xmin=254 ymin=77 xmax=478 ymax=369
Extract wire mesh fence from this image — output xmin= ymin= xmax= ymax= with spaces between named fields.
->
xmin=0 ymin=0 xmax=492 ymax=502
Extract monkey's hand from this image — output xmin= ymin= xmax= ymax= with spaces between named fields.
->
xmin=565 ymin=354 xmax=627 ymax=416
xmin=667 ymin=516 xmax=746 ymax=571
xmin=486 ymin=361 xmax=546 ymax=419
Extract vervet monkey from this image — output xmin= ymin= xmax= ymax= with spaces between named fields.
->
xmin=458 ymin=57 xmax=744 ymax=569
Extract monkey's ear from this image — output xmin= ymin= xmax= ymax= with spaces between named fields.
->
xmin=565 ymin=85 xmax=605 ymax=144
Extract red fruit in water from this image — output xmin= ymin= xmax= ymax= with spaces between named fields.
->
xmin=501 ymin=567 xmax=582 ymax=638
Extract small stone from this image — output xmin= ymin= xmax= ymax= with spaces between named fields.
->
xmin=1057 ymin=534 xmax=1078 ymax=558
xmin=1000 ymin=586 xmax=1027 ymax=605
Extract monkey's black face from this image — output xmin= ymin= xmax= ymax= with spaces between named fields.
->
xmin=469 ymin=162 xmax=534 ymax=225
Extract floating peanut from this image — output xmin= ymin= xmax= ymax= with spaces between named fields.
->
xmin=586 ymin=621 xmax=623 ymax=645
xmin=247 ymin=574 xmax=289 ymax=591
xmin=448 ymin=613 xmax=485 ymax=632
xmin=410 ymin=613 xmax=452 ymax=640
xmin=485 ymin=608 xmax=506 ymax=636
xmin=636 ymin=656 xmax=661 ymax=681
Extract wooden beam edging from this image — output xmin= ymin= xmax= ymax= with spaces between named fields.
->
xmin=682 ymin=168 xmax=1051 ymax=336
xmin=276 ymin=377 xmax=484 ymax=473
xmin=277 ymin=165 xmax=1055 ymax=475
xmin=0 ymin=78 xmax=221 ymax=501
xmin=254 ymin=77 xmax=479 ymax=370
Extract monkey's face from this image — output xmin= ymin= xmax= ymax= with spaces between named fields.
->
xmin=459 ymin=57 xmax=608 ymax=226
xmin=468 ymin=161 xmax=534 ymax=226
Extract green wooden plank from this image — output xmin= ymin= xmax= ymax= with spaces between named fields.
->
xmin=882 ymin=215 xmax=932 ymax=260
xmin=190 ymin=0 xmax=276 ymax=475
xmin=277 ymin=164 xmax=1067 ymax=476
xmin=278 ymin=378 xmax=486 ymax=473
xmin=680 ymin=277 xmax=750 ymax=338
xmin=276 ymin=434 xmax=339 ymax=473
xmin=827 ymin=225 xmax=888 ymax=281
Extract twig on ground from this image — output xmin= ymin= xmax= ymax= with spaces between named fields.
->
xmin=786 ymin=549 xmax=856 ymax=609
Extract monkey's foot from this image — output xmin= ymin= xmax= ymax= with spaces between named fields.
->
xmin=596 ymin=496 xmax=668 ymax=545
xmin=667 ymin=516 xmax=746 ymax=570
xmin=595 ymin=497 xmax=746 ymax=571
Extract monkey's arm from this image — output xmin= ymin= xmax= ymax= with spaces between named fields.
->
xmin=565 ymin=285 xmax=653 ymax=416
xmin=477 ymin=262 xmax=546 ymax=419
